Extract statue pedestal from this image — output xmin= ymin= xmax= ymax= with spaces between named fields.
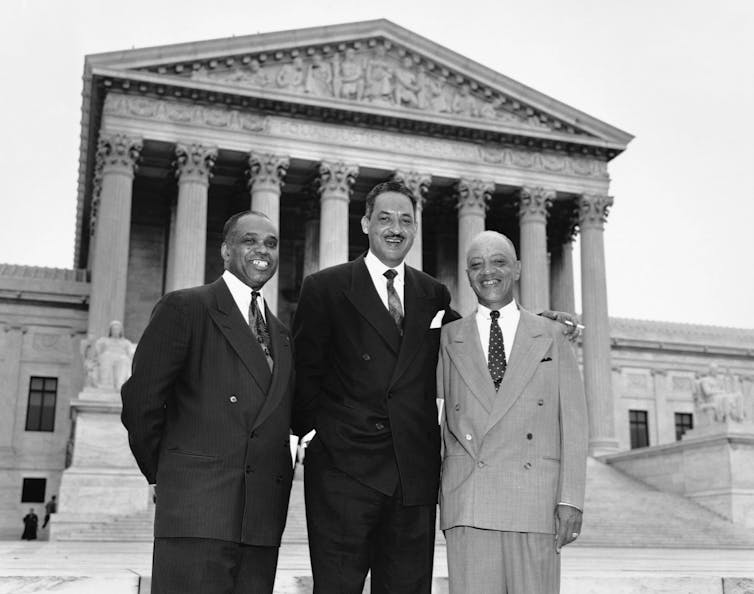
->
xmin=603 ymin=422 xmax=754 ymax=529
xmin=50 ymin=388 xmax=151 ymax=541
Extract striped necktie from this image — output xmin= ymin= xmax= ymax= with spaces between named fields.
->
xmin=383 ymin=269 xmax=404 ymax=335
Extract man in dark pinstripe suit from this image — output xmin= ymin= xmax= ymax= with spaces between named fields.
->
xmin=122 ymin=210 xmax=294 ymax=594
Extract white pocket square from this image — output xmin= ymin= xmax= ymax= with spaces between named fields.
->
xmin=430 ymin=310 xmax=445 ymax=329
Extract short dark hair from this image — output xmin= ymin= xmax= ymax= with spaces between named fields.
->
xmin=363 ymin=181 xmax=416 ymax=219
xmin=222 ymin=210 xmax=271 ymax=243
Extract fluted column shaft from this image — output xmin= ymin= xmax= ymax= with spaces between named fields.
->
xmin=317 ymin=162 xmax=358 ymax=269
xmin=518 ymin=187 xmax=553 ymax=312
xmin=550 ymin=238 xmax=576 ymax=313
xmin=456 ymin=179 xmax=493 ymax=315
xmin=88 ymin=133 xmax=142 ymax=339
xmin=248 ymin=152 xmax=289 ymax=314
xmin=579 ymin=193 xmax=619 ymax=455
xmin=166 ymin=143 xmax=217 ymax=293
xmin=393 ymin=171 xmax=431 ymax=270
xmin=303 ymin=201 xmax=320 ymax=279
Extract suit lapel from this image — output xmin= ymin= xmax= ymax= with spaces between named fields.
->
xmin=390 ymin=267 xmax=435 ymax=385
xmin=446 ymin=315 xmax=496 ymax=413
xmin=206 ymin=278 xmax=272 ymax=394
xmin=485 ymin=310 xmax=552 ymax=434
xmin=344 ymin=257 xmax=402 ymax=354
xmin=251 ymin=309 xmax=292 ymax=431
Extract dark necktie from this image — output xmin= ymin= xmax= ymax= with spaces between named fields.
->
xmin=488 ymin=310 xmax=507 ymax=391
xmin=383 ymin=269 xmax=404 ymax=335
xmin=250 ymin=290 xmax=273 ymax=369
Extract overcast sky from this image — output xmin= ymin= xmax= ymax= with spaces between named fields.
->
xmin=2 ymin=0 xmax=752 ymax=328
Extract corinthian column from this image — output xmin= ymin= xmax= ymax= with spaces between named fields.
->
xmin=88 ymin=132 xmax=142 ymax=339
xmin=166 ymin=143 xmax=217 ymax=293
xmin=248 ymin=152 xmax=289 ymax=314
xmin=302 ymin=199 xmax=320 ymax=279
xmin=456 ymin=179 xmax=494 ymax=315
xmin=579 ymin=193 xmax=619 ymax=455
xmin=316 ymin=161 xmax=358 ymax=269
xmin=518 ymin=187 xmax=553 ymax=312
xmin=392 ymin=171 xmax=431 ymax=270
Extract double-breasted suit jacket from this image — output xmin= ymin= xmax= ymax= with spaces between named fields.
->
xmin=293 ymin=255 xmax=457 ymax=504
xmin=437 ymin=309 xmax=588 ymax=534
xmin=121 ymin=278 xmax=294 ymax=546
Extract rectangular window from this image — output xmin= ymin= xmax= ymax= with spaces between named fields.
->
xmin=675 ymin=412 xmax=694 ymax=441
xmin=25 ymin=376 xmax=58 ymax=432
xmin=21 ymin=478 xmax=46 ymax=503
xmin=629 ymin=409 xmax=649 ymax=449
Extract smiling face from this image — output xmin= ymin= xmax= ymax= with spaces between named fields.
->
xmin=466 ymin=231 xmax=521 ymax=310
xmin=361 ymin=190 xmax=416 ymax=268
xmin=221 ymin=213 xmax=279 ymax=289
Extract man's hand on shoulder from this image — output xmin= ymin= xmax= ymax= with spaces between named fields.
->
xmin=539 ymin=310 xmax=582 ymax=342
xmin=554 ymin=504 xmax=582 ymax=553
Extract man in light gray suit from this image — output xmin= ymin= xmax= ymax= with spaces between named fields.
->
xmin=437 ymin=231 xmax=588 ymax=594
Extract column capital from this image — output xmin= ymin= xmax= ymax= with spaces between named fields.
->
xmin=174 ymin=143 xmax=218 ymax=186
xmin=392 ymin=170 xmax=432 ymax=209
xmin=316 ymin=161 xmax=358 ymax=201
xmin=247 ymin=152 xmax=290 ymax=193
xmin=518 ymin=186 xmax=554 ymax=223
xmin=97 ymin=132 xmax=143 ymax=176
xmin=455 ymin=178 xmax=494 ymax=216
xmin=579 ymin=193 xmax=614 ymax=230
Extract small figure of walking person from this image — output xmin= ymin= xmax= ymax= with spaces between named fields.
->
xmin=43 ymin=495 xmax=57 ymax=528
xmin=22 ymin=508 xmax=38 ymax=540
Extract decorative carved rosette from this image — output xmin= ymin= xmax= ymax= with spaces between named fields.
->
xmin=578 ymin=193 xmax=614 ymax=230
xmin=174 ymin=143 xmax=218 ymax=185
xmin=455 ymin=178 xmax=494 ymax=215
xmin=97 ymin=132 xmax=143 ymax=175
xmin=518 ymin=186 xmax=554 ymax=223
xmin=247 ymin=152 xmax=290 ymax=193
xmin=392 ymin=170 xmax=431 ymax=209
xmin=315 ymin=161 xmax=359 ymax=201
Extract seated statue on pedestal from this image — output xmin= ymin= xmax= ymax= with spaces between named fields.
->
xmin=81 ymin=321 xmax=136 ymax=392
xmin=693 ymin=364 xmax=746 ymax=425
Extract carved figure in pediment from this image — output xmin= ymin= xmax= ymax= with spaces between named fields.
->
xmin=427 ymin=74 xmax=451 ymax=113
xmin=276 ymin=56 xmax=305 ymax=91
xmin=452 ymin=84 xmax=479 ymax=118
xmin=415 ymin=66 xmax=431 ymax=109
xmin=480 ymin=96 xmax=503 ymax=119
xmin=393 ymin=56 xmax=421 ymax=108
xmin=693 ymin=364 xmax=746 ymax=425
xmin=364 ymin=45 xmax=394 ymax=105
xmin=305 ymin=54 xmax=333 ymax=97
xmin=244 ymin=59 xmax=271 ymax=87
xmin=333 ymin=48 xmax=364 ymax=101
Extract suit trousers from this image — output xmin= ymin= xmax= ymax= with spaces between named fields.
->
xmin=304 ymin=439 xmax=436 ymax=594
xmin=151 ymin=536 xmax=279 ymax=594
xmin=445 ymin=526 xmax=559 ymax=594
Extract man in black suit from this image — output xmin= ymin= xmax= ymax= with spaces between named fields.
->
xmin=293 ymin=181 xmax=459 ymax=593
xmin=121 ymin=210 xmax=294 ymax=594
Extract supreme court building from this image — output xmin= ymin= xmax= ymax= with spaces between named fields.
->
xmin=1 ymin=20 xmax=753 ymax=540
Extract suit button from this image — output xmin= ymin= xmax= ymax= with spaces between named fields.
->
xmin=537 ymin=399 xmax=544 ymax=406
xmin=245 ymin=465 xmax=253 ymax=474
xmin=387 ymin=393 xmax=393 ymax=400
xmin=454 ymin=404 xmax=461 ymax=411
xmin=362 ymin=353 xmax=371 ymax=361
xmin=527 ymin=433 xmax=533 ymax=440
xmin=375 ymin=422 xmax=385 ymax=431
xmin=249 ymin=431 xmax=256 ymax=439
xmin=524 ymin=462 xmax=532 ymax=469
xmin=465 ymin=434 xmax=472 ymax=441
xmin=477 ymin=461 xmax=485 ymax=468
xmin=229 ymin=395 xmax=238 ymax=403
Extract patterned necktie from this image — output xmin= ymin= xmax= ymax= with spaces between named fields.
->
xmin=250 ymin=290 xmax=273 ymax=369
xmin=488 ymin=310 xmax=507 ymax=391
xmin=383 ymin=269 xmax=404 ymax=336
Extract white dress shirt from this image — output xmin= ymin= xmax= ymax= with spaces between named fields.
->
xmin=475 ymin=299 xmax=520 ymax=362
xmin=364 ymin=250 xmax=405 ymax=313
xmin=222 ymin=270 xmax=267 ymax=324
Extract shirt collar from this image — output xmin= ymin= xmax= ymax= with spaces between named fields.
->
xmin=364 ymin=250 xmax=405 ymax=281
xmin=222 ymin=269 xmax=264 ymax=302
xmin=476 ymin=299 xmax=518 ymax=321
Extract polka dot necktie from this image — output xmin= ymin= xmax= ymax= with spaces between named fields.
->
xmin=250 ymin=291 xmax=273 ymax=370
xmin=488 ymin=310 xmax=507 ymax=391
xmin=383 ymin=269 xmax=404 ymax=336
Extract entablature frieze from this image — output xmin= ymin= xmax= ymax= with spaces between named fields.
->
xmin=101 ymin=93 xmax=611 ymax=196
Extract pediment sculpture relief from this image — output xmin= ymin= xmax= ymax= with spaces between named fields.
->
xmin=188 ymin=43 xmax=554 ymax=130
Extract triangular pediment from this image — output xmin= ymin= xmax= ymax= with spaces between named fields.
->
xmin=85 ymin=20 xmax=632 ymax=150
